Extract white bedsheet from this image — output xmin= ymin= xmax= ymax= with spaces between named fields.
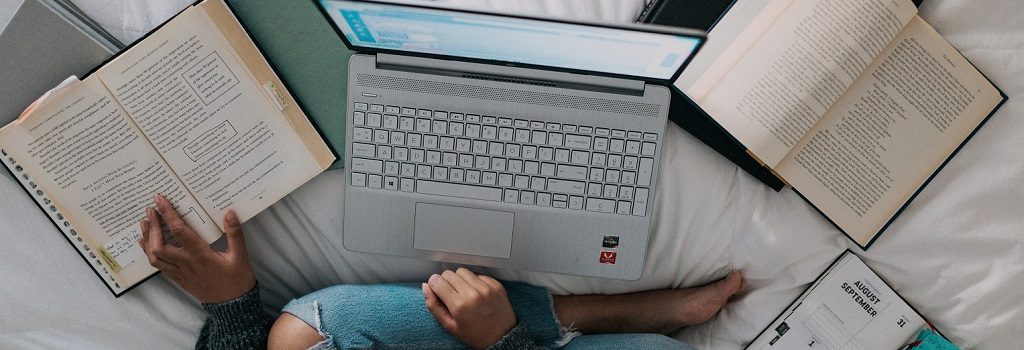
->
xmin=1 ymin=1 xmax=1021 ymax=349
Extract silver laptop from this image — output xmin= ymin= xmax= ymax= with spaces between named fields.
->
xmin=315 ymin=0 xmax=705 ymax=280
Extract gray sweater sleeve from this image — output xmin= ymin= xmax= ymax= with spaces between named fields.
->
xmin=485 ymin=323 xmax=544 ymax=350
xmin=195 ymin=285 xmax=273 ymax=350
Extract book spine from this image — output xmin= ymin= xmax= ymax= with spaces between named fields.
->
xmin=0 ymin=148 xmax=124 ymax=294
xmin=635 ymin=0 xmax=663 ymax=23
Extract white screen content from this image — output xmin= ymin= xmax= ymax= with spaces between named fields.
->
xmin=319 ymin=0 xmax=703 ymax=80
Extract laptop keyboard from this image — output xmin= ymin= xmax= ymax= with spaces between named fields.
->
xmin=348 ymin=102 xmax=658 ymax=217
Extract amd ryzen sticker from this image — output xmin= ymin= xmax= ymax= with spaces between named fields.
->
xmin=602 ymin=235 xmax=619 ymax=248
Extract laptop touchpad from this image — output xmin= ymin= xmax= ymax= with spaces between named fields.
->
xmin=413 ymin=203 xmax=514 ymax=259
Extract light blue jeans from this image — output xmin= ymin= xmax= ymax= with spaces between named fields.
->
xmin=281 ymin=282 xmax=696 ymax=350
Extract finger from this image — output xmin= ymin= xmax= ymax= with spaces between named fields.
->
xmin=144 ymin=207 xmax=166 ymax=255
xmin=477 ymin=275 xmax=505 ymax=291
xmin=152 ymin=244 xmax=192 ymax=265
xmin=455 ymin=267 xmax=488 ymax=293
xmin=422 ymin=282 xmax=457 ymax=330
xmin=427 ymin=273 xmax=460 ymax=305
xmin=222 ymin=209 xmax=248 ymax=260
xmin=441 ymin=270 xmax=476 ymax=296
xmin=154 ymin=194 xmax=205 ymax=249
xmin=153 ymin=255 xmax=182 ymax=273
xmin=139 ymin=218 xmax=150 ymax=250
xmin=140 ymin=235 xmax=184 ymax=272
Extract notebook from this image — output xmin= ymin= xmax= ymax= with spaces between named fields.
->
xmin=746 ymin=251 xmax=947 ymax=349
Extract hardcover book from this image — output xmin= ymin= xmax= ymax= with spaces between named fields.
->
xmin=0 ymin=0 xmax=335 ymax=296
xmin=672 ymin=0 xmax=1006 ymax=248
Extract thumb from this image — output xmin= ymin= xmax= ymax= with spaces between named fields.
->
xmin=223 ymin=210 xmax=248 ymax=258
xmin=422 ymin=282 xmax=457 ymax=331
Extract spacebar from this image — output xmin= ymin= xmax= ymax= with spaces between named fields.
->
xmin=416 ymin=180 xmax=503 ymax=202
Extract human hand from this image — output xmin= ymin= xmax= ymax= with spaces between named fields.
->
xmin=422 ymin=268 xmax=517 ymax=350
xmin=138 ymin=194 xmax=256 ymax=304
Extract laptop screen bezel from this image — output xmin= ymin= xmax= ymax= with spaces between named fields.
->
xmin=312 ymin=0 xmax=707 ymax=84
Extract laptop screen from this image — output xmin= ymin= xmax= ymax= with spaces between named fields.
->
xmin=317 ymin=0 xmax=704 ymax=81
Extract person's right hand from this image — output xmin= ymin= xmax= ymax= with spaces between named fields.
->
xmin=422 ymin=268 xmax=518 ymax=350
xmin=138 ymin=194 xmax=256 ymax=304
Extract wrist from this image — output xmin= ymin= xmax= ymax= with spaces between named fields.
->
xmin=197 ymin=274 xmax=256 ymax=304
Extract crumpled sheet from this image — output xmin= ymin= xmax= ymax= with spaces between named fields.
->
xmin=1 ymin=0 xmax=1020 ymax=348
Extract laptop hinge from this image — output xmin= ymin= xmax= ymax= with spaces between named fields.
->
xmin=375 ymin=54 xmax=646 ymax=95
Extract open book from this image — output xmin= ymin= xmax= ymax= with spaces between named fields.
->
xmin=676 ymin=0 xmax=1006 ymax=247
xmin=747 ymin=251 xmax=939 ymax=349
xmin=0 ymin=0 xmax=335 ymax=296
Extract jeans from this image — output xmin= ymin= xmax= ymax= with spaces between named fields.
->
xmin=281 ymin=282 xmax=696 ymax=350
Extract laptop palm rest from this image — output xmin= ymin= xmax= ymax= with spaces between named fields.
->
xmin=413 ymin=203 xmax=514 ymax=259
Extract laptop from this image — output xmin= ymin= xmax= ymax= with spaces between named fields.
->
xmin=314 ymin=0 xmax=705 ymax=280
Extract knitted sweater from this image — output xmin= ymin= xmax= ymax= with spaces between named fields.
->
xmin=195 ymin=285 xmax=540 ymax=350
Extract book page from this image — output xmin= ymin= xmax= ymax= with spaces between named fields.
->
xmin=94 ymin=4 xmax=326 ymax=229
xmin=675 ymin=0 xmax=788 ymax=99
xmin=0 ymin=77 xmax=219 ymax=286
xmin=748 ymin=252 xmax=926 ymax=349
xmin=776 ymin=16 xmax=1004 ymax=244
xmin=698 ymin=0 xmax=917 ymax=167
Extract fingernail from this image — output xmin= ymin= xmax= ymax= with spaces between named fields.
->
xmin=429 ymin=274 xmax=439 ymax=283
xmin=226 ymin=210 xmax=239 ymax=226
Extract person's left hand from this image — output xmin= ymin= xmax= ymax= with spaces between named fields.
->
xmin=138 ymin=194 xmax=256 ymax=304
xmin=422 ymin=268 xmax=517 ymax=350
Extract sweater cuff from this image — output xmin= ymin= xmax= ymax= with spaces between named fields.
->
xmin=201 ymin=285 xmax=267 ymax=333
xmin=485 ymin=323 xmax=535 ymax=350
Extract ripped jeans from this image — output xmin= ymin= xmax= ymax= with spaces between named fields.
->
xmin=281 ymin=282 xmax=696 ymax=350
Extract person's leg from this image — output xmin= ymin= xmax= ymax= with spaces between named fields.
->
xmin=552 ymin=271 xmax=744 ymax=334
xmin=268 ymin=313 xmax=329 ymax=350
xmin=267 ymin=271 xmax=743 ymax=349
xmin=270 ymin=282 xmax=568 ymax=350
xmin=562 ymin=334 xmax=697 ymax=350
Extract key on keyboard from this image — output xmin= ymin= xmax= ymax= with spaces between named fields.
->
xmin=348 ymin=102 xmax=659 ymax=217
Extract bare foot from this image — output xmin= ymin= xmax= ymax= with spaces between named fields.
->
xmin=621 ymin=270 xmax=745 ymax=333
xmin=668 ymin=270 xmax=745 ymax=327
xmin=553 ymin=271 xmax=745 ymax=334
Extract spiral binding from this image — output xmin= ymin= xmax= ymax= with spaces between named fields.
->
xmin=1 ymin=149 xmax=122 ymax=292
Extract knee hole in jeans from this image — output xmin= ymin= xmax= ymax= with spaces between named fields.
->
xmin=268 ymin=312 xmax=326 ymax=350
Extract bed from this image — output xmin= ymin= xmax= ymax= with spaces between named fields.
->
xmin=1 ymin=0 xmax=1021 ymax=348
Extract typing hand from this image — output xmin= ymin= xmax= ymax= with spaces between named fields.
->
xmin=138 ymin=194 xmax=255 ymax=304
xmin=422 ymin=268 xmax=517 ymax=350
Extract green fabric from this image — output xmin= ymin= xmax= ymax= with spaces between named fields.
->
xmin=912 ymin=329 xmax=959 ymax=350
xmin=227 ymin=0 xmax=352 ymax=169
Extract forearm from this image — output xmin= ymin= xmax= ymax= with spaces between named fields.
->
xmin=196 ymin=285 xmax=273 ymax=350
